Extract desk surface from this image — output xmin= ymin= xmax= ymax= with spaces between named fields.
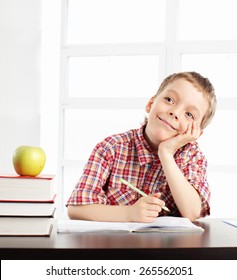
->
xmin=1 ymin=218 xmax=237 ymax=260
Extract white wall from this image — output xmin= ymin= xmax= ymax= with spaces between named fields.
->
xmin=0 ymin=0 xmax=236 ymax=218
xmin=40 ymin=0 xmax=60 ymax=175
xmin=0 ymin=0 xmax=41 ymax=173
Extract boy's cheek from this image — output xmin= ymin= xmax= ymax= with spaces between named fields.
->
xmin=175 ymin=127 xmax=186 ymax=135
xmin=179 ymin=122 xmax=191 ymax=134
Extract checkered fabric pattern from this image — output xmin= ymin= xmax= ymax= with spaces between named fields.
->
xmin=67 ymin=125 xmax=210 ymax=217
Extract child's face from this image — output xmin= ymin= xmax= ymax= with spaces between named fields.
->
xmin=144 ymin=78 xmax=209 ymax=150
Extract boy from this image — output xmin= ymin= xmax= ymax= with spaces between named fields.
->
xmin=67 ymin=71 xmax=216 ymax=222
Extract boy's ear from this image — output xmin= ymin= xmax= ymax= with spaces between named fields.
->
xmin=145 ymin=96 xmax=156 ymax=113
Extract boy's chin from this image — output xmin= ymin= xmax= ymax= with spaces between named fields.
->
xmin=156 ymin=132 xmax=176 ymax=142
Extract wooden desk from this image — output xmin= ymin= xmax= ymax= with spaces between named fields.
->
xmin=1 ymin=218 xmax=237 ymax=260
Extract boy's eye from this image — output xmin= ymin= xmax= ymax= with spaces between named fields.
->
xmin=186 ymin=112 xmax=194 ymax=119
xmin=164 ymin=97 xmax=173 ymax=103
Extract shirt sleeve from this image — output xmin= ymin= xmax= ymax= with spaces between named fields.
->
xmin=66 ymin=139 xmax=114 ymax=206
xmin=177 ymin=144 xmax=211 ymax=218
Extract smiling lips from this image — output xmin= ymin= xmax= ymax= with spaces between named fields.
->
xmin=158 ymin=117 xmax=177 ymax=130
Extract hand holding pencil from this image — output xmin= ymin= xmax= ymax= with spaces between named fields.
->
xmin=120 ymin=178 xmax=170 ymax=223
xmin=120 ymin=178 xmax=170 ymax=212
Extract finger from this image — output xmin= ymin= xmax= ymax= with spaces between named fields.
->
xmin=185 ymin=121 xmax=199 ymax=139
xmin=150 ymin=193 xmax=165 ymax=211
xmin=146 ymin=203 xmax=162 ymax=212
xmin=191 ymin=121 xmax=202 ymax=139
xmin=185 ymin=122 xmax=192 ymax=135
xmin=146 ymin=195 xmax=165 ymax=208
xmin=146 ymin=209 xmax=161 ymax=218
xmin=151 ymin=192 xmax=162 ymax=199
xmin=190 ymin=121 xmax=196 ymax=136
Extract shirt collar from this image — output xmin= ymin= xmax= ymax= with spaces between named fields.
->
xmin=134 ymin=125 xmax=159 ymax=165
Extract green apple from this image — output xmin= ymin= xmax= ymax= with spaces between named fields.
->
xmin=12 ymin=145 xmax=46 ymax=176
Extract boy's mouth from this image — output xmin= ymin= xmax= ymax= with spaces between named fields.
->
xmin=158 ymin=117 xmax=177 ymax=130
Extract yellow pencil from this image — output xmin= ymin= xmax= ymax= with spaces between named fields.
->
xmin=120 ymin=178 xmax=170 ymax=212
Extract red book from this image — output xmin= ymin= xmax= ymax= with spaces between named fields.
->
xmin=0 ymin=174 xmax=56 ymax=202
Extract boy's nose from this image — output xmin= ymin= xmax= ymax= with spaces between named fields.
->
xmin=169 ymin=112 xmax=178 ymax=120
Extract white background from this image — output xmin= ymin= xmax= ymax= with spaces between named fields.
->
xmin=0 ymin=0 xmax=237 ymax=219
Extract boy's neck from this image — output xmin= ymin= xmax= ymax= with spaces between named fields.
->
xmin=143 ymin=126 xmax=160 ymax=154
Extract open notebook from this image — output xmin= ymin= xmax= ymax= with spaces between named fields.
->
xmin=57 ymin=216 xmax=204 ymax=233
xmin=223 ymin=219 xmax=237 ymax=228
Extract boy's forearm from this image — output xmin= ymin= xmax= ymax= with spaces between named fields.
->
xmin=67 ymin=204 xmax=131 ymax=222
xmin=158 ymin=150 xmax=201 ymax=221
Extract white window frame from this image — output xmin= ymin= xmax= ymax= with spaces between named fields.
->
xmin=57 ymin=0 xmax=237 ymax=217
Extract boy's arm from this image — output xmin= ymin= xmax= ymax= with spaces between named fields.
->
xmin=158 ymin=151 xmax=201 ymax=221
xmin=158 ymin=121 xmax=202 ymax=221
xmin=67 ymin=193 xmax=165 ymax=223
xmin=67 ymin=204 xmax=131 ymax=222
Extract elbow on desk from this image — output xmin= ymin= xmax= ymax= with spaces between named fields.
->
xmin=179 ymin=201 xmax=202 ymax=222
xmin=67 ymin=205 xmax=80 ymax=220
xmin=181 ymin=210 xmax=201 ymax=222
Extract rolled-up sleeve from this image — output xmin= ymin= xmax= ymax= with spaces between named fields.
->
xmin=67 ymin=141 xmax=114 ymax=206
xmin=179 ymin=147 xmax=211 ymax=218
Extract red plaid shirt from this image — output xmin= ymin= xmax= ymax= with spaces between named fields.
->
xmin=67 ymin=125 xmax=210 ymax=217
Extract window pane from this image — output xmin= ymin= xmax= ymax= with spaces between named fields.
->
xmin=179 ymin=0 xmax=237 ymax=40
xmin=181 ymin=53 xmax=237 ymax=97
xmin=208 ymin=172 xmax=237 ymax=218
xmin=68 ymin=55 xmax=160 ymax=98
xmin=198 ymin=110 xmax=237 ymax=166
xmin=67 ymin=0 xmax=166 ymax=44
xmin=63 ymin=108 xmax=145 ymax=160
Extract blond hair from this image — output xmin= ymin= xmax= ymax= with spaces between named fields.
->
xmin=145 ymin=71 xmax=216 ymax=129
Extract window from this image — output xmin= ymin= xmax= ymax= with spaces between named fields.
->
xmin=67 ymin=0 xmax=166 ymax=44
xmin=57 ymin=0 xmax=237 ymax=218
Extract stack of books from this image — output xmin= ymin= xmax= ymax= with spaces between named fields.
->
xmin=0 ymin=174 xmax=56 ymax=236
